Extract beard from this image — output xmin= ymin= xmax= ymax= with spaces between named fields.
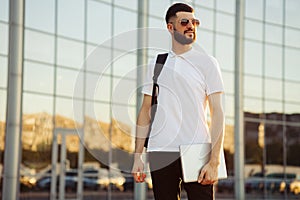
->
xmin=173 ymin=28 xmax=195 ymax=45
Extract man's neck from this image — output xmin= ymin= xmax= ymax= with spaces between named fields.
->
xmin=172 ymin=40 xmax=193 ymax=55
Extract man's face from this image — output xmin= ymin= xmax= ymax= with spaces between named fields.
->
xmin=169 ymin=11 xmax=199 ymax=45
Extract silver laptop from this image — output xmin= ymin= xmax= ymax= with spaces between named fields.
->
xmin=179 ymin=143 xmax=227 ymax=183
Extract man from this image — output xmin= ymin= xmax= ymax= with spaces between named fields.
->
xmin=132 ymin=3 xmax=225 ymax=200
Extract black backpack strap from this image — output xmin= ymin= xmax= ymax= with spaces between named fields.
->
xmin=144 ymin=53 xmax=168 ymax=148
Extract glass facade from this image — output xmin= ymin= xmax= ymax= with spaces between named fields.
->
xmin=0 ymin=0 xmax=300 ymax=199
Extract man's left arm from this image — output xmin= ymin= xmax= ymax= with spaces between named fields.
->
xmin=198 ymin=92 xmax=224 ymax=185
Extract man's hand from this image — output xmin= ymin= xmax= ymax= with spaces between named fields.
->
xmin=132 ymin=155 xmax=147 ymax=183
xmin=197 ymin=162 xmax=218 ymax=185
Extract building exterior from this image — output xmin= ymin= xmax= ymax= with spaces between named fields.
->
xmin=0 ymin=0 xmax=300 ymax=199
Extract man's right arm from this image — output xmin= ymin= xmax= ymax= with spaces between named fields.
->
xmin=132 ymin=94 xmax=152 ymax=182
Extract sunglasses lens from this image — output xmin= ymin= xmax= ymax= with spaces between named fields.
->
xmin=193 ymin=19 xmax=200 ymax=26
xmin=180 ymin=19 xmax=189 ymax=26
xmin=180 ymin=19 xmax=200 ymax=26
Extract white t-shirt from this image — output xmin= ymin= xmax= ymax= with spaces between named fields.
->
xmin=142 ymin=48 xmax=224 ymax=152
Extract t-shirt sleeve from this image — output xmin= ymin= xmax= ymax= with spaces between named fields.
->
xmin=141 ymin=57 xmax=156 ymax=96
xmin=205 ymin=56 xmax=224 ymax=96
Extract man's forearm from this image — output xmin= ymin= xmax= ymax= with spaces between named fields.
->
xmin=134 ymin=106 xmax=151 ymax=155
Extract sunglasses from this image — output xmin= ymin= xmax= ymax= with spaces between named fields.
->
xmin=178 ymin=18 xmax=200 ymax=26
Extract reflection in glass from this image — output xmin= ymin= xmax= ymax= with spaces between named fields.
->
xmin=196 ymin=30 xmax=213 ymax=55
xmin=216 ymin=0 xmax=235 ymax=13
xmin=216 ymin=34 xmax=234 ymax=71
xmin=57 ymin=38 xmax=84 ymax=69
xmin=114 ymin=0 xmax=137 ymax=10
xmin=0 ymin=56 xmax=7 ymax=88
xmin=244 ymin=41 xmax=263 ymax=76
xmin=113 ymin=8 xmax=137 ymax=36
xmin=0 ymin=0 xmax=9 ymax=21
xmin=285 ymin=28 xmax=300 ymax=49
xmin=25 ymin=0 xmax=55 ymax=33
xmin=264 ymin=100 xmax=283 ymax=114
xmin=264 ymin=78 xmax=282 ymax=100
xmin=244 ymin=76 xmax=262 ymax=98
xmin=23 ymin=93 xmax=53 ymax=115
xmin=112 ymin=51 xmax=137 ymax=79
xmin=0 ymin=90 xmax=6 ymax=121
xmin=195 ymin=8 xmax=214 ymax=30
xmin=286 ymin=126 xmax=300 ymax=166
xmin=23 ymin=61 xmax=54 ymax=94
xmin=285 ymin=103 xmax=300 ymax=114
xmin=57 ymin=0 xmax=84 ymax=40
xmin=24 ymin=30 xmax=55 ymax=63
xmin=286 ymin=0 xmax=300 ymax=28
xmin=265 ymin=44 xmax=282 ymax=79
xmin=285 ymin=81 xmax=300 ymax=103
xmin=245 ymin=19 xmax=263 ymax=41
xmin=56 ymin=67 xmax=83 ymax=98
xmin=265 ymin=24 xmax=282 ymax=45
xmin=244 ymin=97 xmax=263 ymax=113
xmin=265 ymin=0 xmax=283 ymax=25
xmin=112 ymin=78 xmax=136 ymax=106
xmin=55 ymin=97 xmax=83 ymax=123
xmin=216 ymin=13 xmax=235 ymax=35
xmin=87 ymin=73 xmax=111 ymax=102
xmin=0 ymin=23 xmax=8 ymax=55
xmin=245 ymin=0 xmax=263 ymax=20
xmin=285 ymin=48 xmax=300 ymax=82
xmin=87 ymin=1 xmax=111 ymax=44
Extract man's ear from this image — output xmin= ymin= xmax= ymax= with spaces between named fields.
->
xmin=167 ymin=23 xmax=173 ymax=33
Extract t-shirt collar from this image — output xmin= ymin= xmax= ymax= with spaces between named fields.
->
xmin=169 ymin=47 xmax=194 ymax=59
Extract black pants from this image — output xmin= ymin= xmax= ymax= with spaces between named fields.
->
xmin=149 ymin=152 xmax=214 ymax=200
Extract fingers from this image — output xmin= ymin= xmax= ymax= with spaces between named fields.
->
xmin=132 ymin=171 xmax=147 ymax=183
xmin=198 ymin=169 xmax=217 ymax=185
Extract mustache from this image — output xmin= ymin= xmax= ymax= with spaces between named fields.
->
xmin=184 ymin=28 xmax=194 ymax=34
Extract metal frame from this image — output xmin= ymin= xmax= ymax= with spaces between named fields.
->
xmin=50 ymin=128 xmax=84 ymax=200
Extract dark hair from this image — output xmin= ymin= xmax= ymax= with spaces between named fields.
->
xmin=165 ymin=3 xmax=194 ymax=24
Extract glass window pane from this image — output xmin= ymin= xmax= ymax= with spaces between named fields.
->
xmin=244 ymin=76 xmax=262 ymax=98
xmin=111 ymin=104 xmax=135 ymax=135
xmin=56 ymin=68 xmax=83 ymax=98
xmin=285 ymin=103 xmax=300 ymax=114
xmin=245 ymin=19 xmax=263 ymax=41
xmin=113 ymin=52 xmax=137 ymax=79
xmin=216 ymin=0 xmax=235 ymax=13
xmin=285 ymin=28 xmax=300 ymax=49
xmin=285 ymin=48 xmax=300 ymax=82
xmin=57 ymin=38 xmax=84 ymax=69
xmin=265 ymin=24 xmax=282 ymax=45
xmin=285 ymin=81 xmax=300 ymax=103
xmin=225 ymin=94 xmax=234 ymax=117
xmin=24 ymin=30 xmax=55 ymax=63
xmin=216 ymin=13 xmax=235 ymax=35
xmin=25 ymin=0 xmax=55 ymax=33
xmin=265 ymin=123 xmax=283 ymax=165
xmin=0 ymin=90 xmax=6 ymax=121
xmin=0 ymin=0 xmax=8 ymax=21
xmin=23 ymin=93 xmax=53 ymax=114
xmin=86 ymin=45 xmax=112 ymax=74
xmin=266 ymin=0 xmax=283 ymax=25
xmin=87 ymin=1 xmax=111 ymax=44
xmin=0 ymin=56 xmax=7 ymax=88
xmin=24 ymin=61 xmax=54 ymax=94
xmin=244 ymin=120 xmax=262 ymax=165
xmin=244 ymin=41 xmax=263 ymax=76
xmin=57 ymin=0 xmax=84 ymax=40
xmin=223 ymin=72 xmax=234 ymax=94
xmin=264 ymin=100 xmax=283 ymax=113
xmin=286 ymin=0 xmax=300 ymax=28
xmin=216 ymin=35 xmax=234 ymax=71
xmin=265 ymin=44 xmax=282 ymax=79
xmin=195 ymin=7 xmax=214 ymax=31
xmin=0 ymin=23 xmax=8 ymax=55
xmin=196 ymin=30 xmax=213 ymax=55
xmin=149 ymin=17 xmax=165 ymax=29
xmin=244 ymin=97 xmax=263 ymax=113
xmin=86 ymin=73 xmax=111 ymax=102
xmin=265 ymin=79 xmax=282 ymax=101
xmin=114 ymin=0 xmax=137 ymax=10
xmin=287 ymin=127 xmax=300 ymax=166
xmin=245 ymin=0 xmax=263 ymax=20
xmin=55 ymin=97 xmax=82 ymax=122
xmin=93 ymin=102 xmax=110 ymax=123
xmin=195 ymin=0 xmax=214 ymax=8
xmin=114 ymin=8 xmax=137 ymax=36
xmin=149 ymin=0 xmax=171 ymax=17
xmin=112 ymin=78 xmax=136 ymax=106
